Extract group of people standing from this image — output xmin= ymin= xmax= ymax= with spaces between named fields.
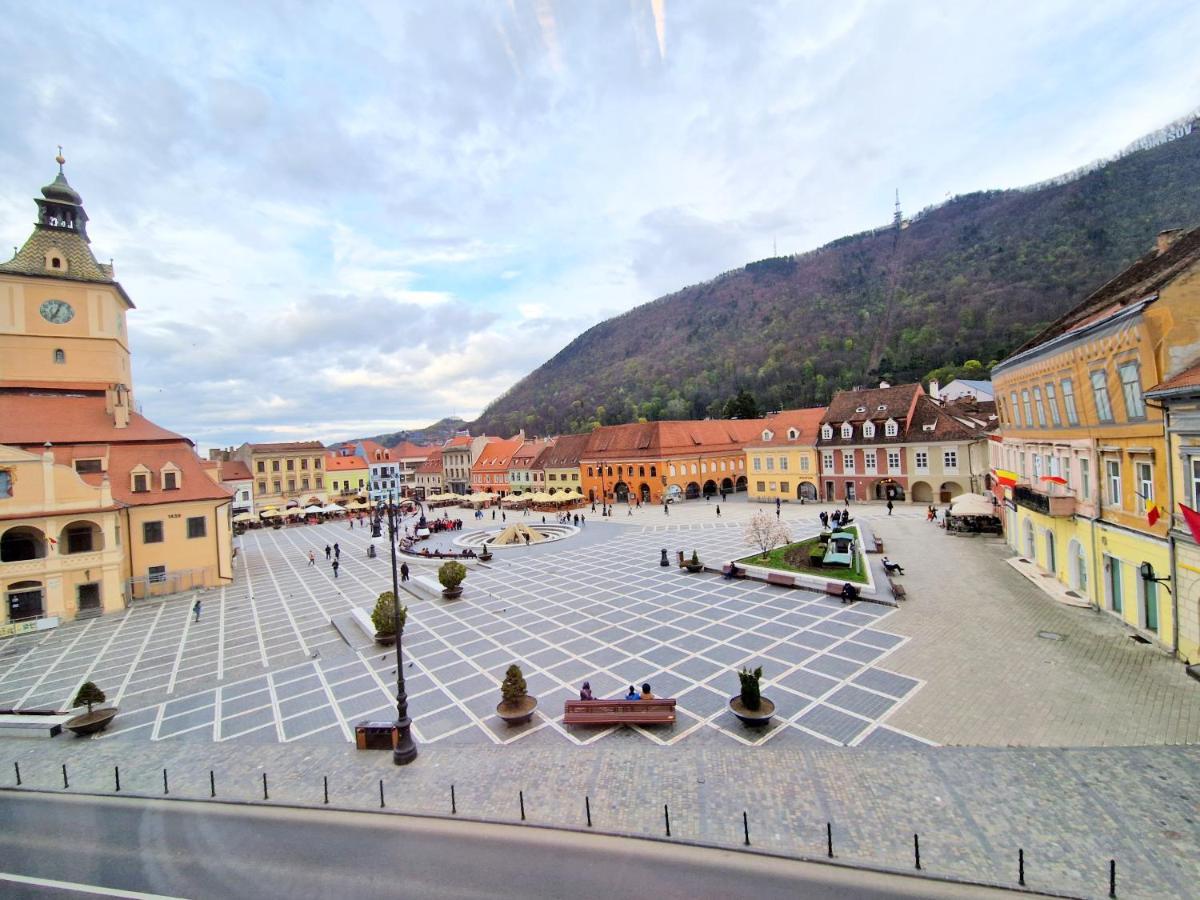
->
xmin=819 ymin=508 xmax=852 ymax=530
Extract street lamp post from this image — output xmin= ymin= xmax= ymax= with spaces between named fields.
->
xmin=385 ymin=491 xmax=418 ymax=765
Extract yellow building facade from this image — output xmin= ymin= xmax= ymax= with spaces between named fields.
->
xmin=744 ymin=409 xmax=825 ymax=503
xmin=234 ymin=441 xmax=328 ymax=511
xmin=992 ymin=228 xmax=1200 ymax=653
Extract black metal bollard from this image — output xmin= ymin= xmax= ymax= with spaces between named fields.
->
xmin=210 ymin=770 xmax=216 ymax=798
xmin=14 ymin=761 xmax=20 ymax=786
xmin=743 ymin=811 xmax=750 ymax=846
xmin=163 ymin=768 xmax=169 ymax=795
xmin=62 ymin=764 xmax=68 ymax=789
xmin=379 ymin=779 xmax=385 ymax=808
xmin=913 ymin=833 xmax=920 ymax=870
xmin=1109 ymin=859 xmax=1116 ymax=898
xmin=1019 ymin=848 xmax=1025 ymax=886
xmin=826 ymin=821 xmax=834 ymax=858
xmin=114 ymin=766 xmax=121 ymax=793
xmin=323 ymin=776 xmax=329 ymax=805
xmin=585 ymin=795 xmax=592 ymax=828
xmin=262 ymin=772 xmax=268 ymax=801
xmin=664 ymin=804 xmax=671 ymax=837
xmin=519 ymin=790 xmax=526 ymax=821
xmin=451 ymin=784 xmax=456 ymax=815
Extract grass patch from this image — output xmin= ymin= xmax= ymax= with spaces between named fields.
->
xmin=737 ymin=524 xmax=869 ymax=584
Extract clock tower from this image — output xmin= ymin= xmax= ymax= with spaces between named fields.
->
xmin=0 ymin=153 xmax=135 ymax=396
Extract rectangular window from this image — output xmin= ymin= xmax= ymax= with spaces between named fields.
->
xmin=1135 ymin=462 xmax=1153 ymax=513
xmin=780 ymin=481 xmax=789 ymax=493
xmin=74 ymin=459 xmax=103 ymax=474
xmin=1019 ymin=452 xmax=1026 ymax=477
xmin=756 ymin=481 xmax=766 ymax=492
xmin=143 ymin=521 xmax=164 ymax=544
xmin=915 ymin=450 xmax=928 ymax=471
xmin=887 ymin=450 xmax=901 ymax=471
xmin=1009 ymin=392 xmax=1021 ymax=427
xmin=1106 ymin=459 xmax=1121 ymax=506
xmin=1021 ymin=390 xmax=1033 ymax=426
xmin=822 ymin=452 xmax=834 ymax=471
xmin=1080 ymin=457 xmax=1090 ymax=500
xmin=287 ymin=479 xmax=296 ymax=492
xmin=133 ymin=473 xmax=148 ymax=493
xmin=944 ymin=449 xmax=958 ymax=469
xmin=257 ymin=461 xmax=265 ymax=473
xmin=257 ymin=480 xmax=266 ymax=493
xmin=1091 ymin=370 xmax=1114 ymax=422
xmin=1033 ymin=454 xmax=1042 ymax=479
xmin=1062 ymin=457 xmax=1071 ymax=489
xmin=1045 ymin=383 xmax=1061 ymax=426
xmin=865 ymin=450 xmax=877 ymax=474
xmin=1032 ymin=387 xmax=1046 ymax=427
xmin=1118 ymin=362 xmax=1145 ymax=419
xmin=273 ymin=480 xmax=281 ymax=493
xmin=842 ymin=451 xmax=854 ymax=473
xmin=163 ymin=471 xmax=177 ymax=490
xmin=272 ymin=460 xmax=280 ymax=472
xmin=765 ymin=457 xmax=774 ymax=471
xmin=66 ymin=525 xmax=94 ymax=554
xmin=799 ymin=457 xmax=809 ymax=471
xmin=301 ymin=458 xmax=309 ymax=470
xmin=779 ymin=457 xmax=788 ymax=471
xmin=148 ymin=565 xmax=167 ymax=584
xmin=187 ymin=516 xmax=207 ymax=539
xmin=286 ymin=459 xmax=294 ymax=471
xmin=1061 ymin=379 xmax=1078 ymax=425
xmin=753 ymin=457 xmax=761 ymax=471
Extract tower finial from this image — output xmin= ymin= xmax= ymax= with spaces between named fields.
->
xmin=55 ymin=145 xmax=65 ymax=172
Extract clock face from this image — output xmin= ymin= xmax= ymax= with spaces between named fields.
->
xmin=40 ymin=299 xmax=75 ymax=324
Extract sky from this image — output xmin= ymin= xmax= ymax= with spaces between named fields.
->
xmin=2 ymin=1 xmax=1199 ymax=452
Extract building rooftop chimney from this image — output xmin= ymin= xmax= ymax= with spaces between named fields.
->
xmin=1156 ymin=228 xmax=1183 ymax=256
xmin=878 ymin=380 xmax=891 ymax=389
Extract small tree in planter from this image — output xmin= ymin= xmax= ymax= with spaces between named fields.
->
xmin=729 ymin=665 xmax=774 ymax=726
xmin=685 ymin=549 xmax=703 ymax=572
xmin=371 ymin=591 xmax=407 ymax=645
xmin=67 ymin=681 xmax=117 ymax=736
xmin=438 ymin=560 xmax=467 ymax=598
xmin=745 ymin=510 xmax=792 ymax=560
xmin=496 ymin=663 xmax=537 ymax=725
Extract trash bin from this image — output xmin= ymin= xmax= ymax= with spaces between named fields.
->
xmin=355 ymin=720 xmax=397 ymax=751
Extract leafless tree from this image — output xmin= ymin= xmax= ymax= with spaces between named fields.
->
xmin=744 ymin=509 xmax=792 ymax=559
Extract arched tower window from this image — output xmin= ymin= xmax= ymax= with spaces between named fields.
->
xmin=53 ymin=349 xmax=65 ymax=364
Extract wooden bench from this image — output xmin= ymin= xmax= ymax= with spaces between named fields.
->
xmin=888 ymin=578 xmax=907 ymax=601
xmin=720 ymin=564 xmax=747 ymax=580
xmin=766 ymin=572 xmax=794 ymax=587
xmin=563 ymin=699 xmax=676 ymax=726
xmin=825 ymin=582 xmax=844 ymax=596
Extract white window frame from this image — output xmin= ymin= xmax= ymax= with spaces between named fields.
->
xmin=887 ymin=450 xmax=901 ymax=471
xmin=915 ymin=450 xmax=929 ymax=472
xmin=821 ymin=424 xmax=833 ymax=440
xmin=841 ymin=451 xmax=855 ymax=473
xmin=864 ymin=450 xmax=877 ymax=474
xmin=1032 ymin=387 xmax=1047 ymax=427
xmin=1106 ymin=458 xmax=1121 ymax=507
xmin=822 ymin=451 xmax=835 ymax=472
xmin=863 ymin=422 xmax=875 ymax=438
xmin=1045 ymin=382 xmax=1061 ymax=426
xmin=884 ymin=419 xmax=898 ymax=437
xmin=1080 ymin=457 xmax=1090 ymax=500
xmin=779 ymin=456 xmax=788 ymax=471
xmin=1091 ymin=370 xmax=1114 ymax=422
xmin=943 ymin=449 xmax=958 ymax=471
xmin=1135 ymin=461 xmax=1153 ymax=513
xmin=1118 ymin=362 xmax=1145 ymax=420
xmin=841 ymin=423 xmax=853 ymax=439
xmin=753 ymin=457 xmax=761 ymax=472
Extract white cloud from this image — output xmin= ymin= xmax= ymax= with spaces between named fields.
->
xmin=1 ymin=0 xmax=1198 ymax=451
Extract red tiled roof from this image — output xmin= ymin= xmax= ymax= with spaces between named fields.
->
xmin=817 ymin=385 xmax=923 ymax=446
xmin=389 ymin=441 xmax=430 ymax=459
xmin=581 ymin=419 xmax=768 ymax=461
xmin=743 ymin=408 xmax=828 ymax=448
xmin=43 ymin=441 xmax=232 ymax=506
xmin=1 ymin=380 xmax=107 ymax=392
xmin=219 ymin=460 xmax=253 ymax=481
xmin=537 ymin=432 xmax=589 ymax=468
xmin=324 ymin=453 xmax=369 ymax=471
xmin=0 ymin=393 xmax=187 ymax=445
xmin=415 ymin=448 xmax=443 ymax=474
xmin=1147 ymin=359 xmax=1200 ymax=397
xmin=474 ymin=437 xmax=523 ymax=472
xmin=445 ymin=435 xmax=473 ymax=447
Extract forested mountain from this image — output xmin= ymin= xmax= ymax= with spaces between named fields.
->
xmin=338 ymin=416 xmax=468 ymax=450
xmin=475 ymin=120 xmax=1200 ymax=437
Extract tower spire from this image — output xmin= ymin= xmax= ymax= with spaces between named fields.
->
xmin=56 ymin=145 xmax=65 ymax=173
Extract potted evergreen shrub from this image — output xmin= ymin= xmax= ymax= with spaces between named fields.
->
xmin=479 ymin=541 xmax=493 ymax=562
xmin=728 ymin=665 xmax=775 ymax=727
xmin=685 ymin=549 xmax=704 ymax=573
xmin=65 ymin=682 xmax=118 ymax=736
xmin=495 ymin=663 xmax=537 ymax=725
xmin=371 ymin=591 xmax=407 ymax=646
xmin=439 ymin=560 xmax=467 ymax=599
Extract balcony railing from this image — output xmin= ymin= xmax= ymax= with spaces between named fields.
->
xmin=1012 ymin=484 xmax=1076 ymax=517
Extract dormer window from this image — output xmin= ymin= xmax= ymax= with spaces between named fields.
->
xmin=53 ymin=349 xmax=65 ymax=364
xmin=877 ymin=405 xmax=887 ymax=412
xmin=820 ymin=424 xmax=833 ymax=440
xmin=762 ymin=429 xmax=773 ymax=442
xmin=884 ymin=419 xmax=899 ymax=437
xmin=161 ymin=463 xmax=181 ymax=490
xmin=131 ymin=465 xmax=151 ymax=493
xmin=922 ymin=423 xmax=936 ymax=432
xmin=863 ymin=422 xmax=875 ymax=439
xmin=840 ymin=423 xmax=853 ymax=439
xmin=855 ymin=406 xmax=866 ymax=413
xmin=787 ymin=428 xmax=798 ymax=440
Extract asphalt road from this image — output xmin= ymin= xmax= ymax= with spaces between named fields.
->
xmin=0 ymin=792 xmax=1029 ymax=899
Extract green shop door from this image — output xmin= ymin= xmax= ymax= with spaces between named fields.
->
xmin=1108 ymin=557 xmax=1122 ymax=613
xmin=1144 ymin=579 xmax=1158 ymax=632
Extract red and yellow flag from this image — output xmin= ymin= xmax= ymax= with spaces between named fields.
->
xmin=994 ymin=469 xmax=1018 ymax=488
xmin=1180 ymin=503 xmax=1200 ymax=544
xmin=1147 ymin=502 xmax=1161 ymax=528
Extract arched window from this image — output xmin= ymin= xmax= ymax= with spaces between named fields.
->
xmin=787 ymin=429 xmax=798 ymax=440
xmin=649 ymin=466 xmax=657 ymax=477
xmin=53 ymin=349 xmax=65 ymax=364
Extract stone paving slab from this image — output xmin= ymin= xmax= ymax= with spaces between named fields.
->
xmin=2 ymin=736 xmax=1195 ymax=900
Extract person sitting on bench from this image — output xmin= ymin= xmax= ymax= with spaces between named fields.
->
xmin=882 ymin=556 xmax=904 ymax=575
xmin=840 ymin=582 xmax=860 ymax=604
xmin=625 ymin=685 xmax=640 ymax=700
xmin=723 ymin=562 xmax=741 ymax=580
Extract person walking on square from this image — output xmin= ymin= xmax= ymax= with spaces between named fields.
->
xmin=349 ymin=518 xmax=354 ymax=530
xmin=325 ymin=544 xmax=331 ymax=560
xmin=887 ymin=499 xmax=894 ymax=516
xmin=715 ymin=505 xmax=721 ymax=517
xmin=820 ymin=510 xmax=828 ymax=529
xmin=334 ymin=543 xmax=340 ymax=559
xmin=192 ymin=598 xmax=201 ymax=622
xmin=627 ymin=505 xmax=633 ymax=516
xmin=400 ymin=562 xmax=410 ymax=582
xmin=332 ymin=558 xmax=340 ymax=579
xmin=308 ymin=550 xmax=315 ymax=567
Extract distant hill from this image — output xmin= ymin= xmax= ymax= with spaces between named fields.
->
xmin=339 ymin=416 xmax=468 ymax=450
xmin=475 ymin=117 xmax=1200 ymax=437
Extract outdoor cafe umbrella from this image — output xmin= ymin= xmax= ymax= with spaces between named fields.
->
xmin=947 ymin=493 xmax=998 ymax=518
xmin=322 ymin=503 xmax=345 ymax=513
xmin=232 ymin=512 xmax=256 ymax=523
xmin=303 ymin=505 xmax=324 ymax=514
xmin=284 ymin=508 xmax=306 ymax=518
xmin=261 ymin=510 xmax=283 ymax=518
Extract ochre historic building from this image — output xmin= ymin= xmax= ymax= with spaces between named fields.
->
xmin=0 ymin=158 xmax=233 ymax=626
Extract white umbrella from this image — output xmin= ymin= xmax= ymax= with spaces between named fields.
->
xmin=304 ymin=505 xmax=324 ymax=514
xmin=322 ymin=503 xmax=345 ymax=513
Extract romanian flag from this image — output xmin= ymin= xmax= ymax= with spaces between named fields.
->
xmin=994 ymin=469 xmax=1018 ymax=488
xmin=1146 ymin=502 xmax=1161 ymax=528
xmin=1180 ymin=503 xmax=1200 ymax=544
xmin=1040 ymin=475 xmax=1068 ymax=486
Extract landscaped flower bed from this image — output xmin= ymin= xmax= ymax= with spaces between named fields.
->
xmin=737 ymin=524 xmax=869 ymax=584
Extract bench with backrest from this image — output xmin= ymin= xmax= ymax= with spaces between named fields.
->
xmin=888 ymin=578 xmax=907 ymax=601
xmin=563 ymin=698 xmax=676 ymax=726
xmin=720 ymin=564 xmax=747 ymax=579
